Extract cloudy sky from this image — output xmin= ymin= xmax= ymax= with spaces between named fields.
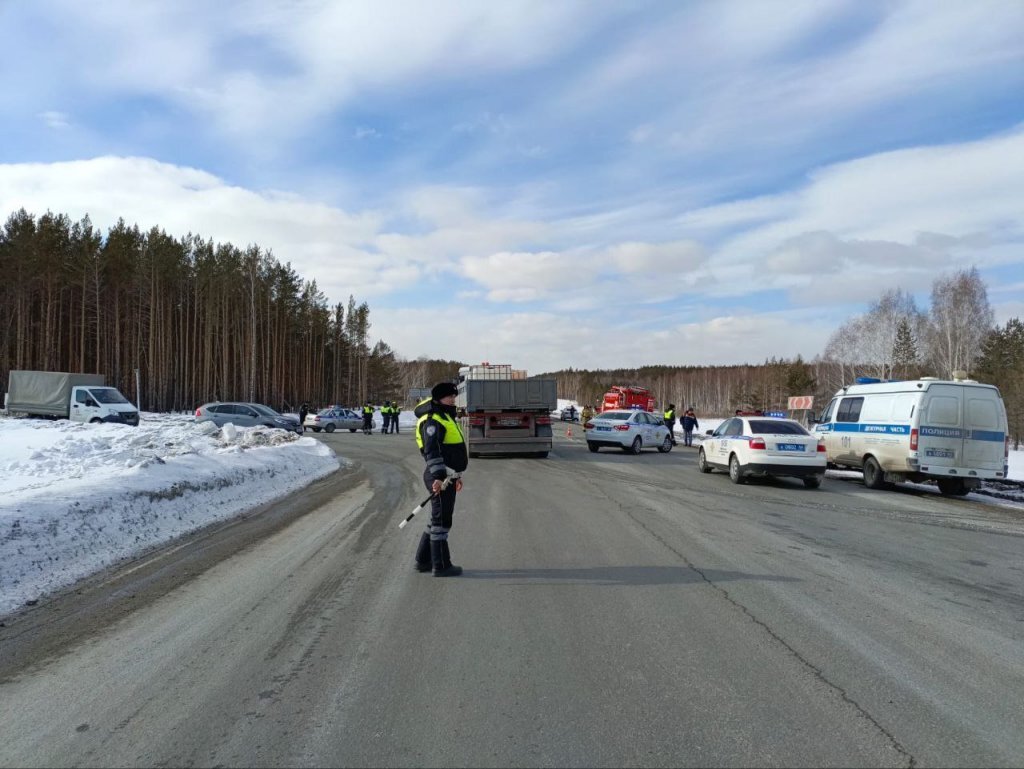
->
xmin=2 ymin=0 xmax=1022 ymax=373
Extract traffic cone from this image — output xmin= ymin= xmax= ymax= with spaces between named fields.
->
xmin=566 ymin=426 xmax=573 ymax=438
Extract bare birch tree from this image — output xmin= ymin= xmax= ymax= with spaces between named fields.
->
xmin=924 ymin=267 xmax=994 ymax=377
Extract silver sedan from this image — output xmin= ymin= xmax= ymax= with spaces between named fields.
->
xmin=195 ymin=401 xmax=303 ymax=434
xmin=304 ymin=406 xmax=363 ymax=433
xmin=584 ymin=409 xmax=673 ymax=454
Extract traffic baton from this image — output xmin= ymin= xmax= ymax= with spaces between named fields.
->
xmin=398 ymin=475 xmax=454 ymax=529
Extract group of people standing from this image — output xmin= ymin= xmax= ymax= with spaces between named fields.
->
xmin=361 ymin=401 xmax=403 ymax=434
xmin=662 ymin=404 xmax=700 ymax=446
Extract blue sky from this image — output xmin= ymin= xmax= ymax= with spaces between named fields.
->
xmin=1 ymin=0 xmax=1022 ymax=373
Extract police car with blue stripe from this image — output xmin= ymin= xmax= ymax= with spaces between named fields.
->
xmin=698 ymin=414 xmax=826 ymax=488
xmin=811 ymin=374 xmax=1009 ymax=496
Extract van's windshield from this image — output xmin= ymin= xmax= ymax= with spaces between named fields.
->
xmin=88 ymin=388 xmax=131 ymax=405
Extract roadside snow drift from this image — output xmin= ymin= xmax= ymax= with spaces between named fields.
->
xmin=0 ymin=414 xmax=340 ymax=616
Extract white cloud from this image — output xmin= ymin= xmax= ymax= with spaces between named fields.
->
xmin=372 ymin=305 xmax=837 ymax=371
xmin=0 ymin=156 xmax=395 ymax=295
xmin=37 ymin=110 xmax=70 ymax=129
xmin=689 ymin=128 xmax=1024 ymax=304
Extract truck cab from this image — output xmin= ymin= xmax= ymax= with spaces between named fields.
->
xmin=70 ymin=386 xmax=140 ymax=426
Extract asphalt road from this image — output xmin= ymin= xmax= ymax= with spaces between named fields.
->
xmin=1 ymin=428 xmax=1023 ymax=768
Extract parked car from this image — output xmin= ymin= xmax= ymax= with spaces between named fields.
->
xmin=560 ymin=406 xmax=579 ymax=422
xmin=195 ymin=401 xmax=303 ymax=434
xmin=304 ymin=406 xmax=363 ymax=433
xmin=583 ymin=409 xmax=673 ymax=454
xmin=698 ymin=416 xmax=826 ymax=488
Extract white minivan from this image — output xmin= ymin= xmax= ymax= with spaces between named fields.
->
xmin=812 ymin=375 xmax=1009 ymax=496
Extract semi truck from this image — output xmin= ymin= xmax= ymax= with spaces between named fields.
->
xmin=456 ymin=363 xmax=557 ymax=458
xmin=4 ymin=370 xmax=140 ymax=425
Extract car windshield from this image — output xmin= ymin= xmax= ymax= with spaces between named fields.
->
xmin=89 ymin=388 xmax=130 ymax=404
xmin=317 ymin=408 xmax=334 ymax=416
xmin=749 ymin=420 xmax=808 ymax=435
xmin=251 ymin=404 xmax=281 ymax=417
xmin=596 ymin=411 xmax=632 ymax=421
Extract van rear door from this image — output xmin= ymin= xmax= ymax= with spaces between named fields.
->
xmin=918 ymin=384 xmax=964 ymax=470
xmin=962 ymin=386 xmax=1007 ymax=472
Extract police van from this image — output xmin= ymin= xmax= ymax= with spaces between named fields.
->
xmin=812 ymin=374 xmax=1009 ymax=495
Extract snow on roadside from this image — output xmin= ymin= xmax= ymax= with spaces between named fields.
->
xmin=1 ymin=414 xmax=340 ymax=617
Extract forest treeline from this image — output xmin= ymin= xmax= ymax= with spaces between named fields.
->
xmin=1 ymin=210 xmax=1020 ymax=445
xmin=0 ymin=209 xmax=457 ymax=412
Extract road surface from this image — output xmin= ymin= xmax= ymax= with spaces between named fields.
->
xmin=2 ymin=429 xmax=1022 ymax=767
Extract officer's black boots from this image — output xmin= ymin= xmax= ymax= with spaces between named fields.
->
xmin=414 ymin=532 xmax=432 ymax=572
xmin=430 ymin=540 xmax=462 ymax=577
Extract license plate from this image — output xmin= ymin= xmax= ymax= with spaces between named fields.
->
xmin=925 ymin=448 xmax=955 ymax=458
xmin=776 ymin=443 xmax=805 ymax=452
xmin=497 ymin=418 xmax=520 ymax=426
xmin=596 ymin=426 xmax=611 ymax=431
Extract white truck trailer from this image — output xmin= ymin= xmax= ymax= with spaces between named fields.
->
xmin=456 ymin=363 xmax=557 ymax=458
xmin=5 ymin=370 xmax=140 ymax=426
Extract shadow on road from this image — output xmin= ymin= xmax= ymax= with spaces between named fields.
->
xmin=460 ymin=565 xmax=800 ymax=586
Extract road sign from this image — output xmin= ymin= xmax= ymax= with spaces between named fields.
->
xmin=788 ymin=395 xmax=815 ymax=410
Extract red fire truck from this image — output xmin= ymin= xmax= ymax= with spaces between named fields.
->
xmin=601 ymin=385 xmax=656 ymax=413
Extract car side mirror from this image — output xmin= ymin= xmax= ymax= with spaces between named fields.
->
xmin=705 ymin=429 xmax=713 ymax=435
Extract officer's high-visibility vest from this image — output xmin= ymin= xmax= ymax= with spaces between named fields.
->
xmin=416 ymin=409 xmax=465 ymax=450
xmin=663 ymin=408 xmax=675 ymax=422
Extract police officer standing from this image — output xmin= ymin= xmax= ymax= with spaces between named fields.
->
xmin=362 ymin=402 xmax=374 ymax=434
xmin=391 ymin=401 xmax=402 ymax=433
xmin=412 ymin=382 xmax=469 ymax=577
xmin=663 ymin=403 xmax=677 ymax=445
xmin=381 ymin=402 xmax=391 ymax=434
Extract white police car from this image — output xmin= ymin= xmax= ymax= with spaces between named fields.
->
xmin=584 ymin=409 xmax=673 ymax=454
xmin=698 ymin=415 xmax=826 ymax=487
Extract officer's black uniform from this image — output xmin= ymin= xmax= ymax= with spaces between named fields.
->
xmin=413 ymin=382 xmax=469 ymax=577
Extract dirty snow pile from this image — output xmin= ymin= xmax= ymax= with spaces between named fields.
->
xmin=0 ymin=413 xmax=340 ymax=616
